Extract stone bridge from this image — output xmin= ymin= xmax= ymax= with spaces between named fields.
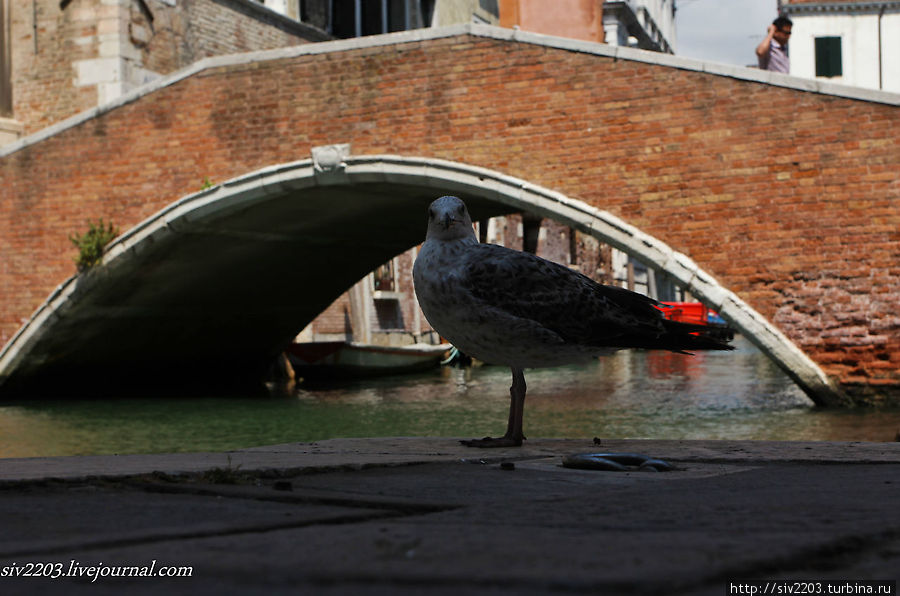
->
xmin=1 ymin=25 xmax=898 ymax=404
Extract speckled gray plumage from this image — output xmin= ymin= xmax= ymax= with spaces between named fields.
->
xmin=412 ymin=196 xmax=731 ymax=447
xmin=413 ymin=196 xmax=725 ymax=370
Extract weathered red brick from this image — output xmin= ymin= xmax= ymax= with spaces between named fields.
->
xmin=1 ymin=34 xmax=898 ymax=401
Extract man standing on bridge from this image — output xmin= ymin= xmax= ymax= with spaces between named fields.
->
xmin=756 ymin=16 xmax=792 ymax=74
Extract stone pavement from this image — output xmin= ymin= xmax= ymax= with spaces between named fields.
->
xmin=0 ymin=438 xmax=898 ymax=595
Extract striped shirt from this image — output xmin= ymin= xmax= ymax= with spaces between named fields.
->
xmin=759 ymin=39 xmax=789 ymax=73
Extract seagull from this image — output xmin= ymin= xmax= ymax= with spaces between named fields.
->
xmin=413 ymin=196 xmax=733 ymax=448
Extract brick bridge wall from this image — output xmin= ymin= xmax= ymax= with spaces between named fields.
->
xmin=1 ymin=29 xmax=898 ymax=402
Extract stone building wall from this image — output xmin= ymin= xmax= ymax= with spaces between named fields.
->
xmin=4 ymin=0 xmax=327 ymax=137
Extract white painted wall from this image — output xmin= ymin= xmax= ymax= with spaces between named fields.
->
xmin=790 ymin=11 xmax=900 ymax=93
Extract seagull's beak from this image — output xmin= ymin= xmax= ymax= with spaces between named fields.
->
xmin=441 ymin=212 xmax=453 ymax=230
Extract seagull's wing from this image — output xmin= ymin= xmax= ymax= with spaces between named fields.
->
xmin=458 ymin=243 xmax=667 ymax=348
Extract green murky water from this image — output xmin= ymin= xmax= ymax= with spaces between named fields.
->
xmin=1 ymin=336 xmax=897 ymax=458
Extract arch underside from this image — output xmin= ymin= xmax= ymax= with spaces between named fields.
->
xmin=0 ymin=155 xmax=848 ymax=404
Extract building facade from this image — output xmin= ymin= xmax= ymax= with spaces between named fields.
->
xmin=0 ymin=0 xmax=330 ymax=144
xmin=500 ymin=0 xmax=675 ymax=52
xmin=603 ymin=0 xmax=675 ymax=52
xmin=0 ymin=0 xmax=500 ymax=145
xmin=782 ymin=0 xmax=900 ymax=92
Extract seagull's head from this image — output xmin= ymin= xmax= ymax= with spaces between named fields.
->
xmin=425 ymin=196 xmax=476 ymax=242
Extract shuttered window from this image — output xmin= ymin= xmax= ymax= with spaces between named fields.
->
xmin=815 ymin=36 xmax=842 ymax=78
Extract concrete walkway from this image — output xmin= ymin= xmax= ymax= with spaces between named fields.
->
xmin=1 ymin=438 xmax=898 ymax=595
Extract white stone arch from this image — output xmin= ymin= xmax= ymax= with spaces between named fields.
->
xmin=0 ymin=153 xmax=848 ymax=405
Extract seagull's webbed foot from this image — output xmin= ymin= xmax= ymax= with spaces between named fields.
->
xmin=461 ymin=368 xmax=528 ymax=448
xmin=460 ymin=435 xmax=523 ymax=448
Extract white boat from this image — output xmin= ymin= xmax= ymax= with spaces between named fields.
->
xmin=286 ymin=341 xmax=451 ymax=378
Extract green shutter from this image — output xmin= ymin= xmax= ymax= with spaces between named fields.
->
xmin=815 ymin=37 xmax=843 ymax=78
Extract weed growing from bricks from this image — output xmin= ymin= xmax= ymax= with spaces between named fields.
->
xmin=69 ymin=219 xmax=119 ymax=272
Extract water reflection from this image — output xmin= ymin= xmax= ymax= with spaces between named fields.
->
xmin=1 ymin=336 xmax=898 ymax=458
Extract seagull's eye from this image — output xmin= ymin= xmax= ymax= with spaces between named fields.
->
xmin=456 ymin=205 xmax=465 ymax=216
xmin=428 ymin=208 xmax=436 ymax=220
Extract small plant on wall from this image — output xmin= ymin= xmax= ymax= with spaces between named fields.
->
xmin=69 ymin=219 xmax=119 ymax=272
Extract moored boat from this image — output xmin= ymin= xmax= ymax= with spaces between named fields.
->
xmin=286 ymin=341 xmax=451 ymax=379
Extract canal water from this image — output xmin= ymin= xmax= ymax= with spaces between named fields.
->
xmin=1 ymin=336 xmax=898 ymax=458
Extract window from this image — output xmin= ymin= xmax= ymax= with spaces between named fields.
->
xmin=373 ymin=260 xmax=395 ymax=292
xmin=815 ymin=36 xmax=842 ymax=78
xmin=331 ymin=0 xmax=415 ymax=39
xmin=478 ymin=0 xmax=499 ymax=17
xmin=331 ymin=0 xmax=357 ymax=38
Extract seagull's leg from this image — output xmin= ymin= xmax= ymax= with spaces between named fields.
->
xmin=461 ymin=367 xmax=526 ymax=448
xmin=508 ymin=367 xmax=526 ymax=442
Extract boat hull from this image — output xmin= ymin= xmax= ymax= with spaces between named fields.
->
xmin=286 ymin=341 xmax=450 ymax=378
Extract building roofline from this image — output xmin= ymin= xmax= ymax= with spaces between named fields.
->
xmin=2 ymin=23 xmax=898 ymax=158
xmin=783 ymin=1 xmax=900 ymax=14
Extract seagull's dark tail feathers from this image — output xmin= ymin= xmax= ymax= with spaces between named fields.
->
xmin=657 ymin=319 xmax=735 ymax=353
